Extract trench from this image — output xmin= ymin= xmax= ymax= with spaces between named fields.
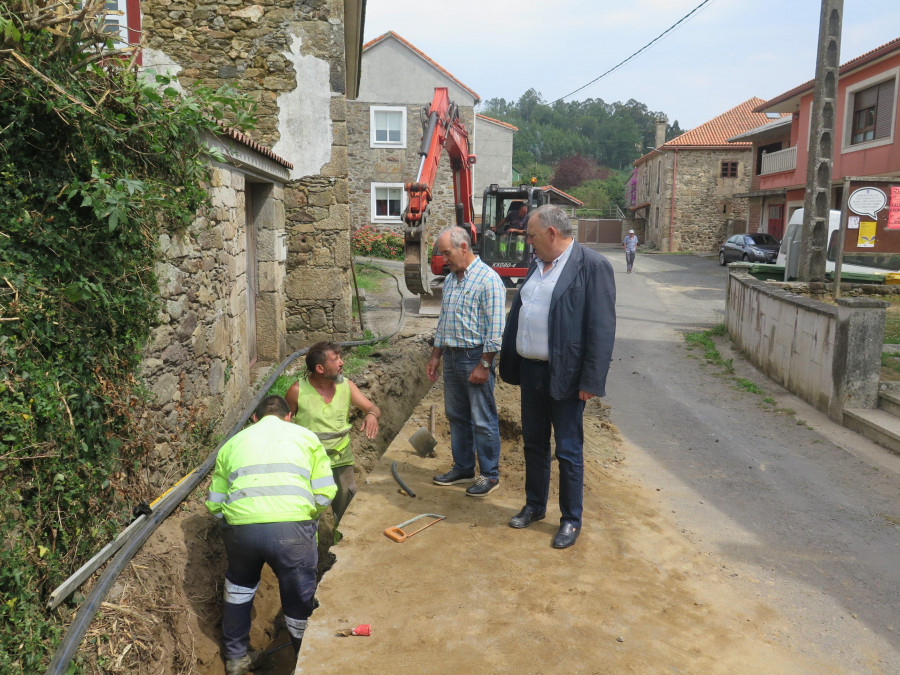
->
xmin=237 ymin=338 xmax=435 ymax=674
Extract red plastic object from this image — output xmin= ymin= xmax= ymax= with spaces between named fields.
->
xmin=352 ymin=624 xmax=371 ymax=636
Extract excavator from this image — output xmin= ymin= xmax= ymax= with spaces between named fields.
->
xmin=402 ymin=87 xmax=545 ymax=310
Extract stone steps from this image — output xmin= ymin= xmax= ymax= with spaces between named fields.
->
xmin=843 ymin=400 xmax=900 ymax=456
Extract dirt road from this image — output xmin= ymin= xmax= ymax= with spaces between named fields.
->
xmin=102 ymin=252 xmax=898 ymax=673
xmin=296 ymin=251 xmax=899 ymax=673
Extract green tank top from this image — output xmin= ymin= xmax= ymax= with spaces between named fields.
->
xmin=293 ymin=377 xmax=354 ymax=468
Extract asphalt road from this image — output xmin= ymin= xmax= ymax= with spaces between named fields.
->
xmin=601 ymin=246 xmax=900 ymax=673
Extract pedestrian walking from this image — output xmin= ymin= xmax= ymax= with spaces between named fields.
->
xmin=500 ymin=204 xmax=616 ymax=549
xmin=427 ymin=225 xmax=506 ymax=497
xmin=623 ymin=229 xmax=638 ymax=273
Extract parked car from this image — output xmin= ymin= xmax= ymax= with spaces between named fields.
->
xmin=719 ymin=233 xmax=781 ymax=265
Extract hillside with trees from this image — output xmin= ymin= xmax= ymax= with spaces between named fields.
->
xmin=481 ymin=90 xmax=683 ymax=211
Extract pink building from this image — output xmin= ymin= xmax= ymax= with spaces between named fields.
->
xmin=731 ymin=37 xmax=900 ymax=237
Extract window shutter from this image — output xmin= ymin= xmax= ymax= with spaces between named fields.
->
xmin=855 ymin=85 xmax=878 ymax=110
xmin=875 ymin=79 xmax=895 ymax=140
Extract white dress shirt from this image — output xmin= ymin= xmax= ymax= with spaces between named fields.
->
xmin=515 ymin=240 xmax=574 ymax=361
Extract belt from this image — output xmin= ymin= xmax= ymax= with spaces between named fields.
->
xmin=521 ymin=356 xmax=548 ymax=364
xmin=444 ymin=345 xmax=482 ymax=352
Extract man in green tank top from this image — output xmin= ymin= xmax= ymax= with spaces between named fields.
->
xmin=286 ymin=342 xmax=380 ymax=541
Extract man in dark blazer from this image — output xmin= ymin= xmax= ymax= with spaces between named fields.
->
xmin=499 ymin=204 xmax=616 ymax=548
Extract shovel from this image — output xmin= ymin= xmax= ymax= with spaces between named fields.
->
xmin=407 ymin=404 xmax=437 ymax=457
xmin=384 ymin=513 xmax=445 ymax=543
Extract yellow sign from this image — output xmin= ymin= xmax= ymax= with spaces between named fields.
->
xmin=857 ymin=221 xmax=877 ymax=248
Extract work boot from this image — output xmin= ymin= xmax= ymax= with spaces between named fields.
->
xmin=225 ymin=654 xmax=252 ymax=675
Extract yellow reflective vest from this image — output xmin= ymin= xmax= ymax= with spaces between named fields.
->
xmin=205 ymin=415 xmax=336 ymax=525
xmin=292 ymin=377 xmax=354 ymax=468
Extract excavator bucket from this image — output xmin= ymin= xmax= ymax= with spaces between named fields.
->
xmin=415 ymin=285 xmax=442 ymax=316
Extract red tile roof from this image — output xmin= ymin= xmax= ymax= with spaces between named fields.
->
xmin=755 ymin=36 xmax=900 ymax=112
xmin=636 ymin=98 xmax=785 ymax=163
xmin=363 ymin=31 xmax=480 ymax=103
xmin=539 ymin=185 xmax=584 ymax=207
xmin=216 ymin=121 xmax=293 ymax=169
xmin=476 ymin=113 xmax=518 ymax=131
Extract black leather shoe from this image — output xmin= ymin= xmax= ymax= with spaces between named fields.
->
xmin=551 ymin=522 xmax=580 ymax=549
xmin=509 ymin=505 xmax=545 ymax=529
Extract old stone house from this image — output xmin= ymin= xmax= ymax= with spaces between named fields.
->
xmin=348 ymin=31 xmax=480 ymax=236
xmin=730 ymin=36 xmax=900 ymax=239
xmin=629 ymin=99 xmax=781 ymax=252
xmin=106 ymin=0 xmax=366 ymax=482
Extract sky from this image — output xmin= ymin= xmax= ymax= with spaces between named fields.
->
xmin=362 ymin=0 xmax=900 ymax=130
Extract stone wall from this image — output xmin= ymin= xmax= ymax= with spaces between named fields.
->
xmin=139 ymin=162 xmax=287 ymax=486
xmin=347 ymin=100 xmax=473 ymax=240
xmin=141 ymin=0 xmax=355 ymax=350
xmin=671 ymin=149 xmax=751 ymax=252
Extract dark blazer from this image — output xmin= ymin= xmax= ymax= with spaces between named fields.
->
xmin=499 ymin=242 xmax=616 ymax=399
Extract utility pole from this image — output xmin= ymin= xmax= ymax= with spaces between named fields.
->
xmin=798 ymin=0 xmax=843 ymax=282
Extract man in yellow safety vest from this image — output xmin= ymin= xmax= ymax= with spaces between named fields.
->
xmin=206 ymin=394 xmax=336 ymax=675
xmin=286 ymin=341 xmax=381 ymax=541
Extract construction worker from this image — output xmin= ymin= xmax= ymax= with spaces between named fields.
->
xmin=206 ymin=394 xmax=336 ymax=675
xmin=285 ymin=341 xmax=380 ymax=541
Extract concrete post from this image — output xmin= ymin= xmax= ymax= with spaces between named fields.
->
xmin=799 ymin=0 xmax=843 ymax=282
xmin=834 ymin=297 xmax=888 ymax=415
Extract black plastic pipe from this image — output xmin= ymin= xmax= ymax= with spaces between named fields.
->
xmin=47 ymin=260 xmax=406 ymax=674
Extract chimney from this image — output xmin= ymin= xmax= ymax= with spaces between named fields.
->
xmin=655 ymin=118 xmax=667 ymax=149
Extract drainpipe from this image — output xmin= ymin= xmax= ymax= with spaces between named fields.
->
xmin=668 ymin=149 xmax=678 ymax=252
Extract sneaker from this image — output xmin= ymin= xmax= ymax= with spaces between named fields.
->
xmin=466 ymin=475 xmax=499 ymax=497
xmin=433 ymin=466 xmax=475 ymax=485
xmin=225 ymin=654 xmax=252 ymax=675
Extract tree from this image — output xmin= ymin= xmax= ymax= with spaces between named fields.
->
xmin=552 ymin=155 xmax=600 ymax=191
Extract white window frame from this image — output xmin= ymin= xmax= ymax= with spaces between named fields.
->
xmin=370 ymin=182 xmax=406 ymax=223
xmin=840 ymin=66 xmax=898 ymax=155
xmin=369 ymin=106 xmax=406 ymax=148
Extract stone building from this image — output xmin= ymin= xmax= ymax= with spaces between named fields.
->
xmin=629 ymin=99 xmax=781 ymax=252
xmin=107 ymin=0 xmax=366 ymax=480
xmin=348 ymin=31 xmax=480 ymax=237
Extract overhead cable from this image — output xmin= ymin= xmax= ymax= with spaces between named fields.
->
xmin=553 ymin=0 xmax=717 ymax=103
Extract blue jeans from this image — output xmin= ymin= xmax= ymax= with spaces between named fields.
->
xmin=442 ymin=347 xmax=501 ymax=480
xmin=519 ymin=359 xmax=586 ymax=527
xmin=625 ymin=250 xmax=636 ymax=271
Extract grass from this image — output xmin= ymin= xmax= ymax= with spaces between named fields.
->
xmin=883 ymin=296 xmax=900 ymax=344
xmin=353 ymin=266 xmax=384 ymax=293
xmin=684 ymin=324 xmax=733 ymax=372
xmin=735 ymin=378 xmax=765 ymax=395
xmin=683 ymin=325 xmax=795 ymax=415
xmin=880 ymin=352 xmax=900 ymax=381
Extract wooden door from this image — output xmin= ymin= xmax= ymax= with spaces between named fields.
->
xmin=768 ymin=204 xmax=785 ymax=240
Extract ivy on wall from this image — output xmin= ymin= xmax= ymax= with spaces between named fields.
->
xmin=0 ymin=2 xmax=254 ymax=669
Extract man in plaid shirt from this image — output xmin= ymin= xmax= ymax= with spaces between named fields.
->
xmin=426 ymin=225 xmax=506 ymax=497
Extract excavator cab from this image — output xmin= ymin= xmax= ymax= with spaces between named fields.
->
xmin=478 ymin=185 xmax=545 ymax=287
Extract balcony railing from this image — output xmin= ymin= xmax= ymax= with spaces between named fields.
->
xmin=760 ymin=146 xmax=797 ymax=175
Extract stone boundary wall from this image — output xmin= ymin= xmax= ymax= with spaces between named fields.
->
xmin=725 ymin=266 xmax=887 ymax=420
xmin=139 ymin=163 xmax=286 ymax=487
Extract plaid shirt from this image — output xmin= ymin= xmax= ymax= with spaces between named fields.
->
xmin=434 ymin=256 xmax=505 ymax=352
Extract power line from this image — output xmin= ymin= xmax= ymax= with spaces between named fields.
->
xmin=552 ymin=0 xmax=717 ymax=104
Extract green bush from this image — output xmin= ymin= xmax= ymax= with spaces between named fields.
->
xmin=0 ymin=1 xmax=254 ymax=669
